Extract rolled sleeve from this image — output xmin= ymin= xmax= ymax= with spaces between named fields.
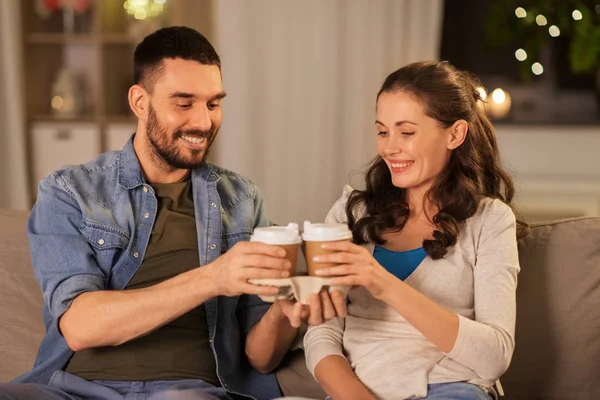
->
xmin=237 ymin=294 xmax=271 ymax=335
xmin=303 ymin=316 xmax=346 ymax=377
xmin=28 ymin=172 xmax=107 ymax=320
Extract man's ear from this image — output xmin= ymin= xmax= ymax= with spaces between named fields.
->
xmin=447 ymin=119 xmax=468 ymax=150
xmin=128 ymin=84 xmax=149 ymax=120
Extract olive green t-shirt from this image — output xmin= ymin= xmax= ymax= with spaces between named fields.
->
xmin=66 ymin=179 xmax=219 ymax=385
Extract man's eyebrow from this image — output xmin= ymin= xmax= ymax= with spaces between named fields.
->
xmin=169 ymin=92 xmax=196 ymax=99
xmin=168 ymin=91 xmax=227 ymax=101
xmin=211 ymin=92 xmax=227 ymax=101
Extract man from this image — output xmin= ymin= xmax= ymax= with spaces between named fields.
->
xmin=0 ymin=27 xmax=344 ymax=400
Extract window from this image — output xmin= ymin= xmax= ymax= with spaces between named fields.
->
xmin=440 ymin=0 xmax=600 ymax=125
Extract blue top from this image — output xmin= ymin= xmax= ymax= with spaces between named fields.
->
xmin=17 ymin=136 xmax=280 ymax=400
xmin=373 ymin=245 xmax=427 ymax=281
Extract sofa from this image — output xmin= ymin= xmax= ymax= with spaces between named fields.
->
xmin=1 ymin=208 xmax=599 ymax=399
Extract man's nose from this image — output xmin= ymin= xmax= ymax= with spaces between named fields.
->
xmin=189 ymin=105 xmax=212 ymax=131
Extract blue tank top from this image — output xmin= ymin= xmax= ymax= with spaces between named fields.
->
xmin=373 ymin=245 xmax=427 ymax=281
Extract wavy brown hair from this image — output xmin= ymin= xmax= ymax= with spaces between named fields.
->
xmin=347 ymin=61 xmax=528 ymax=260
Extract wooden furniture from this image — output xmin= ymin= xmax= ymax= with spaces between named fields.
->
xmin=20 ymin=0 xmax=212 ymax=201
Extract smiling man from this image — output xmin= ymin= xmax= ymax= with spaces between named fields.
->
xmin=0 ymin=27 xmax=338 ymax=400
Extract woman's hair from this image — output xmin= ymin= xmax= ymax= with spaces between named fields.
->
xmin=346 ymin=61 xmax=528 ymax=259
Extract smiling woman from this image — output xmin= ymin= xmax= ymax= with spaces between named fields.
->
xmin=304 ymin=61 xmax=528 ymax=400
xmin=349 ymin=62 xmax=528 ymax=259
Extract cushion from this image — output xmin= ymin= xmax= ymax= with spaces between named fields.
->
xmin=0 ymin=209 xmax=45 ymax=382
xmin=501 ymin=217 xmax=600 ymax=400
xmin=276 ymin=349 xmax=326 ymax=399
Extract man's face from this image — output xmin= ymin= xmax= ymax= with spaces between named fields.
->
xmin=144 ymin=58 xmax=225 ymax=169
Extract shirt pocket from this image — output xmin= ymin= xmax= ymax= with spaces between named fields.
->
xmin=79 ymin=221 xmax=130 ymax=272
xmin=221 ymin=231 xmax=252 ymax=254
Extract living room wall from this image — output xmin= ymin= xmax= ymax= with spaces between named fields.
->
xmin=498 ymin=125 xmax=600 ymax=222
xmin=0 ymin=0 xmax=598 ymax=221
xmin=0 ymin=1 xmax=29 ymax=210
xmin=0 ymin=21 xmax=6 ymax=209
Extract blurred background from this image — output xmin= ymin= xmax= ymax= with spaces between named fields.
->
xmin=0 ymin=0 xmax=599 ymax=225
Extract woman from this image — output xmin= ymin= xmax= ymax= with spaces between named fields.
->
xmin=304 ymin=61 xmax=528 ymax=400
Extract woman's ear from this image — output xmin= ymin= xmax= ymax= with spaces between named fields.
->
xmin=128 ymin=84 xmax=149 ymax=120
xmin=447 ymin=120 xmax=468 ymax=150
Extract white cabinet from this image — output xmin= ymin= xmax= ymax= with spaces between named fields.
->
xmin=105 ymin=123 xmax=136 ymax=152
xmin=30 ymin=122 xmax=101 ymax=190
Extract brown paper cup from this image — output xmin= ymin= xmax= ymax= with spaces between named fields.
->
xmin=304 ymin=239 xmax=350 ymax=276
xmin=250 ymin=224 xmax=302 ymax=278
xmin=278 ymin=243 xmax=300 ymax=277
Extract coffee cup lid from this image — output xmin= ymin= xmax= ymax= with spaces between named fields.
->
xmin=301 ymin=221 xmax=352 ymax=242
xmin=250 ymin=223 xmax=302 ymax=245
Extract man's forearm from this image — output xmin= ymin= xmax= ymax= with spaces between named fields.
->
xmin=245 ymin=302 xmax=298 ymax=373
xmin=315 ymin=355 xmax=376 ymax=400
xmin=60 ymin=266 xmax=217 ymax=351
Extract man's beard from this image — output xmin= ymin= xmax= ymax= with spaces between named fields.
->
xmin=145 ymin=105 xmax=218 ymax=170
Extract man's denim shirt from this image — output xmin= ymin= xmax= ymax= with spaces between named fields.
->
xmin=15 ymin=137 xmax=281 ymax=400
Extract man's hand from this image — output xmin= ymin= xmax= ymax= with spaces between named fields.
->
xmin=205 ymin=241 xmax=291 ymax=297
xmin=275 ymin=290 xmax=348 ymax=328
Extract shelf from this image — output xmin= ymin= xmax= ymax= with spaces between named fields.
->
xmin=26 ymin=33 xmax=135 ymax=45
xmin=101 ymin=34 xmax=136 ymax=44
xmin=30 ymin=114 xmax=98 ymax=123
xmin=30 ymin=115 xmax=137 ymax=124
xmin=27 ymin=33 xmax=96 ymax=44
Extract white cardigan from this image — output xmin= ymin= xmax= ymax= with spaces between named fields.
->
xmin=304 ymin=186 xmax=520 ymax=400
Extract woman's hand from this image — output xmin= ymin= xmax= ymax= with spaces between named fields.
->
xmin=313 ymin=241 xmax=397 ymax=300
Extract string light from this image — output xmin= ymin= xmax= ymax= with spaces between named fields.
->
xmin=476 ymin=86 xmax=488 ymax=101
xmin=548 ymin=25 xmax=560 ymax=37
xmin=531 ymin=62 xmax=544 ymax=75
xmin=491 ymin=89 xmax=507 ymax=104
xmin=124 ymin=0 xmax=167 ymax=20
xmin=515 ymin=7 xmax=527 ymax=18
xmin=515 ymin=48 xmax=527 ymax=61
xmin=572 ymin=10 xmax=583 ymax=20
xmin=487 ymin=88 xmax=512 ymax=120
xmin=535 ymin=14 xmax=547 ymax=26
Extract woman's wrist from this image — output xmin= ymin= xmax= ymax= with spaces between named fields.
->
xmin=378 ymin=275 xmax=405 ymax=303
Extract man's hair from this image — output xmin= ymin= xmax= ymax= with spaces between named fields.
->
xmin=133 ymin=26 xmax=221 ymax=91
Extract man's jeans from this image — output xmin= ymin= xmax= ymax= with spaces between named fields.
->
xmin=0 ymin=371 xmax=232 ymax=400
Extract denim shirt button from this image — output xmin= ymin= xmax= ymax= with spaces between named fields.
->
xmin=143 ymin=186 xmax=148 ymax=193
xmin=209 ymin=244 xmax=216 ymax=250
xmin=210 ymin=173 xmax=218 ymax=180
xmin=98 ymin=239 xmax=105 ymax=245
xmin=133 ymin=251 xmax=140 ymax=258
xmin=143 ymin=212 xmax=150 ymax=219
xmin=211 ymin=202 xmax=217 ymax=208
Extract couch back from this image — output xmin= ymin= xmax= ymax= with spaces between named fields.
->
xmin=1 ymin=209 xmax=599 ymax=399
xmin=501 ymin=217 xmax=600 ymax=400
xmin=0 ymin=209 xmax=44 ymax=381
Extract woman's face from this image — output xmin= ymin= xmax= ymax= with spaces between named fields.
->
xmin=376 ymin=90 xmax=458 ymax=194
